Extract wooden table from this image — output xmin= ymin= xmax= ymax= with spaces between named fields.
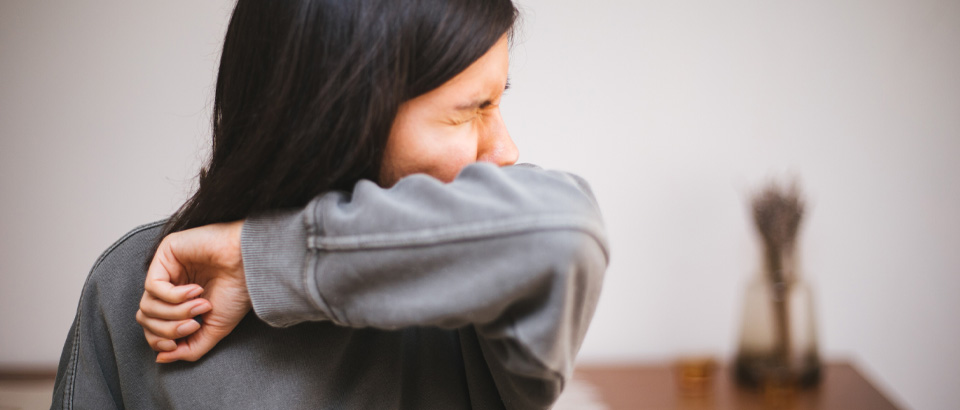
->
xmin=573 ymin=362 xmax=900 ymax=410
xmin=3 ymin=362 xmax=900 ymax=410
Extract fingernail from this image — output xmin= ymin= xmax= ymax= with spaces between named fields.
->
xmin=186 ymin=287 xmax=203 ymax=299
xmin=177 ymin=320 xmax=200 ymax=336
xmin=189 ymin=303 xmax=208 ymax=316
xmin=158 ymin=340 xmax=177 ymax=351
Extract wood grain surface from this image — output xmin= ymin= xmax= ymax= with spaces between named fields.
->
xmin=573 ymin=362 xmax=901 ymax=410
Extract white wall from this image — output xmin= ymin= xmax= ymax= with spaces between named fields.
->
xmin=0 ymin=0 xmax=230 ymax=366
xmin=1 ymin=1 xmax=957 ymax=409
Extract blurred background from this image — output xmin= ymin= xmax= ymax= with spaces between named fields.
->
xmin=1 ymin=0 xmax=957 ymax=408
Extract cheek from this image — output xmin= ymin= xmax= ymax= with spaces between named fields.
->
xmin=380 ymin=120 xmax=479 ymax=186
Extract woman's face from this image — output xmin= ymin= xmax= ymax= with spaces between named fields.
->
xmin=379 ymin=35 xmax=517 ymax=187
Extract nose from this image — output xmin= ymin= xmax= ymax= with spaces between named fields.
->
xmin=476 ymin=110 xmax=519 ymax=166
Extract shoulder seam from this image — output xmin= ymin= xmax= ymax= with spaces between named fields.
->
xmin=62 ymin=219 xmax=166 ymax=410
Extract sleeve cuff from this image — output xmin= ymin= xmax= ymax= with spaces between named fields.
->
xmin=241 ymin=209 xmax=330 ymax=327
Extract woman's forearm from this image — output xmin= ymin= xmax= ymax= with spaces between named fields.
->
xmin=242 ymin=162 xmax=607 ymax=328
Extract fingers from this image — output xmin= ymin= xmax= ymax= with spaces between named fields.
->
xmin=154 ymin=306 xmax=248 ymax=363
xmin=139 ymin=292 xmax=211 ymax=320
xmin=137 ymin=284 xmax=210 ymax=355
xmin=144 ymin=273 xmax=203 ymax=305
xmin=145 ymin=234 xmax=202 ymax=304
xmin=136 ymin=309 xmax=202 ymax=341
xmin=143 ymin=327 xmax=178 ymax=353
xmin=156 ymin=326 xmax=223 ymax=363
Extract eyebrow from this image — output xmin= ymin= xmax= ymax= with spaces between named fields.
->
xmin=455 ymin=77 xmax=511 ymax=111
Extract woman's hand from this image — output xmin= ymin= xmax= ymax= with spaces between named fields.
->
xmin=137 ymin=220 xmax=251 ymax=363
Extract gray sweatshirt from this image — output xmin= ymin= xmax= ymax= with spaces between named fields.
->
xmin=51 ymin=162 xmax=609 ymax=410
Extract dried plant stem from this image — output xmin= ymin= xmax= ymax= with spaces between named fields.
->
xmin=769 ymin=248 xmax=792 ymax=366
xmin=752 ymin=182 xmax=804 ymax=369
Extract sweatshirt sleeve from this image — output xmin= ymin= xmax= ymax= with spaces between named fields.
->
xmin=240 ymin=162 xmax=609 ymax=408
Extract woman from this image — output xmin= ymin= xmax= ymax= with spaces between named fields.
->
xmin=52 ymin=0 xmax=608 ymax=409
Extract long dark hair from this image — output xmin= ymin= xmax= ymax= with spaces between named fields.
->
xmin=147 ymin=0 xmax=517 ymax=266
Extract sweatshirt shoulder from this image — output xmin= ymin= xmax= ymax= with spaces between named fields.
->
xmin=54 ymin=221 xmax=165 ymax=410
xmin=84 ymin=220 xmax=166 ymax=294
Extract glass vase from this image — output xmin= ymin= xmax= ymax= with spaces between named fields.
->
xmin=733 ymin=274 xmax=821 ymax=389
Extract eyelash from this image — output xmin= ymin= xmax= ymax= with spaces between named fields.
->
xmin=454 ymin=110 xmax=484 ymax=126
xmin=453 ymin=89 xmax=508 ymax=126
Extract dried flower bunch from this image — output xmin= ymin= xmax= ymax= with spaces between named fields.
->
xmin=752 ymin=181 xmax=805 ymax=284
xmin=735 ymin=180 xmax=820 ymax=388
